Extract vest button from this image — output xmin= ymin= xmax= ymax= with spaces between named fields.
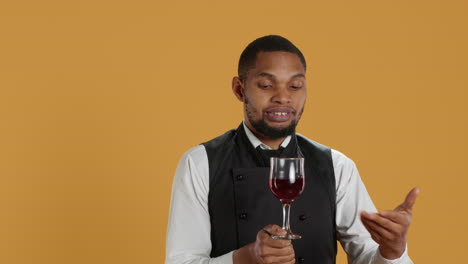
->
xmin=236 ymin=175 xmax=245 ymax=181
xmin=299 ymin=214 xmax=307 ymax=221
xmin=298 ymin=257 xmax=305 ymax=263
xmin=239 ymin=213 xmax=247 ymax=220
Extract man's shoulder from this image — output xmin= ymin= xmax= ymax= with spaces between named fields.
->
xmin=177 ymin=128 xmax=239 ymax=166
xmin=202 ymin=128 xmax=238 ymax=150
xmin=180 ymin=144 xmax=208 ymax=165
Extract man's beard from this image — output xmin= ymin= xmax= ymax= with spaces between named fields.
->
xmin=249 ymin=118 xmax=297 ymax=140
xmin=244 ymin=96 xmax=304 ymax=140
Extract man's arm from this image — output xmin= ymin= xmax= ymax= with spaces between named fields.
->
xmin=165 ymin=146 xmax=295 ymax=264
xmin=332 ymin=150 xmax=414 ymax=264
xmin=360 ymin=188 xmax=419 ymax=261
xmin=165 ymin=146 xmax=233 ymax=264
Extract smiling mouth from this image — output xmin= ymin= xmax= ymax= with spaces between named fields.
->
xmin=265 ymin=109 xmax=294 ymax=122
xmin=271 ymin=112 xmax=288 ymax=116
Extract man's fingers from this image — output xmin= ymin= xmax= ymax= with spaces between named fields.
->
xmin=378 ymin=210 xmax=411 ymax=226
xmin=361 ymin=211 xmax=410 ymax=244
xmin=361 ymin=217 xmax=382 ymax=244
xmin=263 ymin=253 xmax=295 ymax=264
xmin=260 ymin=244 xmax=293 ymax=256
xmin=362 ymin=216 xmax=395 ymax=240
xmin=363 ymin=212 xmax=402 ymax=232
xmin=263 ymin=224 xmax=286 ymax=237
xmin=265 ymin=237 xmax=292 ymax=249
xmin=260 ymin=225 xmax=291 ymax=249
xmin=397 ymin=187 xmax=420 ymax=213
xmin=261 ymin=246 xmax=294 ymax=259
xmin=255 ymin=226 xmax=295 ymax=264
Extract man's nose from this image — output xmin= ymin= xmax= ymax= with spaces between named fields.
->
xmin=272 ymin=87 xmax=291 ymax=104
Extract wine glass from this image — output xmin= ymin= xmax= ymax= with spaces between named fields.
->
xmin=269 ymin=157 xmax=305 ymax=239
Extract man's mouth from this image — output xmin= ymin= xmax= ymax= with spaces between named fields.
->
xmin=265 ymin=108 xmax=294 ymax=122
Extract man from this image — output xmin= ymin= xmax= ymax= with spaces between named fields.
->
xmin=166 ymin=35 xmax=418 ymax=264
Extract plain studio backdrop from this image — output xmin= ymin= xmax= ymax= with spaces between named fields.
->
xmin=0 ymin=0 xmax=467 ymax=263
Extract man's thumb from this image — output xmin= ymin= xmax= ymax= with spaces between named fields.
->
xmin=397 ymin=187 xmax=420 ymax=212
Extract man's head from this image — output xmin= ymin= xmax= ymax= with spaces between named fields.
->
xmin=232 ymin=35 xmax=307 ymax=142
xmin=238 ymin=35 xmax=307 ymax=81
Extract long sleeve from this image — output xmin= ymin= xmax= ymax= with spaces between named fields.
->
xmin=165 ymin=145 xmax=234 ymax=264
xmin=332 ymin=150 xmax=413 ymax=264
xmin=166 ymin=142 xmax=414 ymax=264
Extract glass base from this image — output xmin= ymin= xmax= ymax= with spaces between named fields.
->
xmin=271 ymin=233 xmax=302 ymax=240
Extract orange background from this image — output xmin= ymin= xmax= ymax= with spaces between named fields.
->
xmin=1 ymin=0 xmax=467 ymax=263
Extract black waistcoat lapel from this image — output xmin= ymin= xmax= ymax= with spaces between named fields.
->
xmin=203 ymin=124 xmax=337 ymax=264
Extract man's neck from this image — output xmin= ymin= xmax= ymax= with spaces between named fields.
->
xmin=243 ymin=122 xmax=287 ymax=150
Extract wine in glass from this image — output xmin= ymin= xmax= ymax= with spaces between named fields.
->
xmin=269 ymin=157 xmax=305 ymax=239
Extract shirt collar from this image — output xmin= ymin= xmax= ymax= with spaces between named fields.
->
xmin=242 ymin=121 xmax=292 ymax=150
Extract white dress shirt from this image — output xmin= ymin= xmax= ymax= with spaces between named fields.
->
xmin=166 ymin=123 xmax=413 ymax=264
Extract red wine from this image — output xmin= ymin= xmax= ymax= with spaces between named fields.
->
xmin=269 ymin=177 xmax=304 ymax=202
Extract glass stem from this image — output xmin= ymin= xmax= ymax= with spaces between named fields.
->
xmin=282 ymin=201 xmax=292 ymax=233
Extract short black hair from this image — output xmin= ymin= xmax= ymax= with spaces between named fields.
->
xmin=238 ymin=35 xmax=306 ymax=80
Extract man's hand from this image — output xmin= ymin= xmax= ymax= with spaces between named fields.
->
xmin=233 ymin=224 xmax=295 ymax=264
xmin=361 ymin=187 xmax=420 ymax=260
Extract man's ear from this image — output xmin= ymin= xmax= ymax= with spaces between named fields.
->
xmin=232 ymin=77 xmax=245 ymax=102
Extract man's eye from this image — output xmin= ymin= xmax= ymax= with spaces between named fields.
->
xmin=291 ymin=85 xmax=303 ymax=89
xmin=258 ymin=84 xmax=272 ymax=88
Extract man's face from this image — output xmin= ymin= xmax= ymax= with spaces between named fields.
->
xmin=236 ymin=51 xmax=307 ymax=139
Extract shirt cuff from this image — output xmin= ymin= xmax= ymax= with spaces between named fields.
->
xmin=374 ymin=246 xmax=413 ymax=264
xmin=209 ymin=251 xmax=234 ymax=264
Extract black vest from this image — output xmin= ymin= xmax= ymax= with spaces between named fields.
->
xmin=203 ymin=124 xmax=337 ymax=264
